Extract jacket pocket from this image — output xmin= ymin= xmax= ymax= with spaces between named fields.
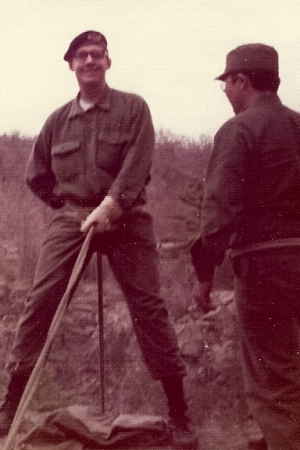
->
xmin=96 ymin=131 xmax=130 ymax=176
xmin=51 ymin=140 xmax=81 ymax=181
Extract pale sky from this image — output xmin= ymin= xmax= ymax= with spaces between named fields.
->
xmin=1 ymin=0 xmax=300 ymax=139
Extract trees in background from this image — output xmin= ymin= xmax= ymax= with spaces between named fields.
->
xmin=148 ymin=129 xmax=211 ymax=243
xmin=0 ymin=130 xmax=228 ymax=296
xmin=0 ymin=133 xmax=52 ymax=285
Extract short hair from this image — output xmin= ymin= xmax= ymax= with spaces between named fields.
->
xmin=230 ymin=70 xmax=280 ymax=93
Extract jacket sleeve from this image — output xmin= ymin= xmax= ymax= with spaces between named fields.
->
xmin=107 ymin=97 xmax=155 ymax=210
xmin=191 ymin=119 xmax=251 ymax=281
xmin=25 ymin=117 xmax=64 ymax=208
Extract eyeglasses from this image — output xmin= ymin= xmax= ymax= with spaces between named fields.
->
xmin=220 ymin=73 xmax=238 ymax=91
xmin=74 ymin=49 xmax=107 ymax=62
xmin=220 ymin=80 xmax=226 ymax=92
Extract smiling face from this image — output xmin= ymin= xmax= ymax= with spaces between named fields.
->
xmin=69 ymin=44 xmax=111 ymax=87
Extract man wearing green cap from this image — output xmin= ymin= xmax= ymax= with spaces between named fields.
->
xmin=0 ymin=31 xmax=197 ymax=448
xmin=191 ymin=43 xmax=300 ymax=450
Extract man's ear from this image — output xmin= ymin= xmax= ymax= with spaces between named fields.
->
xmin=106 ymin=56 xmax=112 ymax=69
xmin=236 ymin=73 xmax=249 ymax=89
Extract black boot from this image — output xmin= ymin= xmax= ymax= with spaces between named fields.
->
xmin=0 ymin=373 xmax=29 ymax=436
xmin=161 ymin=376 xmax=198 ymax=449
xmin=248 ymin=437 xmax=268 ymax=449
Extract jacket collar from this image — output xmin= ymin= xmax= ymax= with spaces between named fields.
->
xmin=248 ymin=92 xmax=281 ymax=109
xmin=68 ymin=85 xmax=112 ymax=118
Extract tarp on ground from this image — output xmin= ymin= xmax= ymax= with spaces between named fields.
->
xmin=16 ymin=405 xmax=169 ymax=450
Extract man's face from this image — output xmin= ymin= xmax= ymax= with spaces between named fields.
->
xmin=222 ymin=73 xmax=246 ymax=114
xmin=69 ymin=44 xmax=111 ymax=85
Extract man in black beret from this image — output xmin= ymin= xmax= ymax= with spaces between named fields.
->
xmin=192 ymin=43 xmax=300 ymax=450
xmin=0 ymin=31 xmax=197 ymax=448
xmin=63 ymin=31 xmax=108 ymax=61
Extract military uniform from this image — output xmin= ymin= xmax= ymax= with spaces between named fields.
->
xmin=0 ymin=32 xmax=197 ymax=449
xmin=192 ymin=44 xmax=300 ymax=450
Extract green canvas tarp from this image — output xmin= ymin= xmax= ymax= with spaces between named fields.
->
xmin=16 ymin=405 xmax=170 ymax=450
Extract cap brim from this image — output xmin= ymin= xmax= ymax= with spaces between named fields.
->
xmin=215 ymin=72 xmax=228 ymax=81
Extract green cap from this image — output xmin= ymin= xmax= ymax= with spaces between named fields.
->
xmin=216 ymin=43 xmax=279 ymax=81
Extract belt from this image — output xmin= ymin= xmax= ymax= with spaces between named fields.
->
xmin=230 ymin=237 xmax=300 ymax=259
xmin=57 ymin=201 xmax=145 ymax=223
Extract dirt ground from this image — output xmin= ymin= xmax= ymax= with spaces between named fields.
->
xmin=0 ymin=282 xmax=263 ymax=450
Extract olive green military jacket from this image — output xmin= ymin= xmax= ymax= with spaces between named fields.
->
xmin=25 ymin=86 xmax=155 ymax=211
xmin=192 ymin=93 xmax=300 ymax=281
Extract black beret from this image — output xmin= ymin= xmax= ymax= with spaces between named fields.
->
xmin=64 ymin=31 xmax=108 ymax=61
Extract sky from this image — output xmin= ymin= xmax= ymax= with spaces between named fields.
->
xmin=1 ymin=0 xmax=300 ymax=139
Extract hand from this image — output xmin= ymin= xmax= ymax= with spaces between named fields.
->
xmin=193 ymin=280 xmax=214 ymax=313
xmin=81 ymin=196 xmax=122 ymax=234
xmin=81 ymin=207 xmax=110 ymax=234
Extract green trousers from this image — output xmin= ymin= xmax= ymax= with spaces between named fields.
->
xmin=8 ymin=205 xmax=186 ymax=381
xmin=233 ymin=248 xmax=300 ymax=450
